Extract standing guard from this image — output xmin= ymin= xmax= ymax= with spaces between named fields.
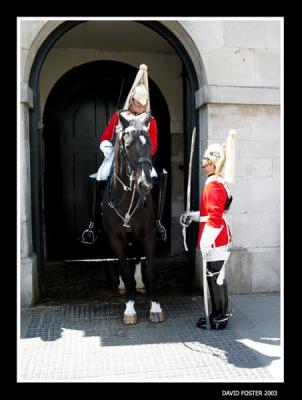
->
xmin=180 ymin=130 xmax=237 ymax=330
xmin=81 ymin=64 xmax=167 ymax=244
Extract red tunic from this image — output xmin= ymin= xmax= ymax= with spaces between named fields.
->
xmin=100 ymin=111 xmax=158 ymax=156
xmin=197 ymin=176 xmax=232 ymax=249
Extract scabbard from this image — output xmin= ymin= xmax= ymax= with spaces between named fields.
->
xmin=158 ymin=169 xmax=168 ymax=222
xmin=202 ymin=256 xmax=210 ymax=329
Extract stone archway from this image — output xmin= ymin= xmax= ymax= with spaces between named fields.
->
xmin=21 ymin=20 xmax=201 ymax=304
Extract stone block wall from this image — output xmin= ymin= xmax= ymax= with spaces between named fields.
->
xmin=195 ymin=102 xmax=280 ymax=293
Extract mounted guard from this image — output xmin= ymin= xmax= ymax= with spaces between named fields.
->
xmin=101 ymin=107 xmax=166 ymax=324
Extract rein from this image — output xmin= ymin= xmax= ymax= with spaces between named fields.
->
xmin=108 ymin=127 xmax=152 ymax=228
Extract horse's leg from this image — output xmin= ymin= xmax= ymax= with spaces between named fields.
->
xmin=143 ymin=238 xmax=166 ymax=323
xmin=118 ymin=275 xmax=126 ymax=295
xmin=118 ymin=259 xmax=145 ymax=294
xmin=109 ymin=236 xmax=138 ymax=324
xmin=134 ymin=259 xmax=146 ymax=294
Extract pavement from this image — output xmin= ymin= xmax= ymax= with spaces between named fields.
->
xmin=18 ymin=292 xmax=282 ymax=382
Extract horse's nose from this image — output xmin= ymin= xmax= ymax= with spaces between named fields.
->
xmin=138 ymin=180 xmax=152 ymax=195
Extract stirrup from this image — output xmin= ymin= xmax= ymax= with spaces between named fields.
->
xmin=80 ymin=222 xmax=98 ymax=245
xmin=154 ymin=220 xmax=167 ymax=242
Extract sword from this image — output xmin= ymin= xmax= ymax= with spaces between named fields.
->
xmin=116 ymin=77 xmax=125 ymax=112
xmin=182 ymin=127 xmax=196 ymax=251
xmin=202 ymin=254 xmax=210 ymax=329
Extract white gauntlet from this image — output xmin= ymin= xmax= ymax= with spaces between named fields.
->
xmin=188 ymin=211 xmax=200 ymax=222
xmin=100 ymin=140 xmax=113 ymax=158
xmin=180 ymin=211 xmax=200 ymax=226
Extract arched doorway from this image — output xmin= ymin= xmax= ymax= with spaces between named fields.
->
xmin=43 ymin=60 xmax=171 ymax=261
xmin=28 ymin=21 xmax=199 ymax=295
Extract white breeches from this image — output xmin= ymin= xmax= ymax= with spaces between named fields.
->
xmin=96 ymin=151 xmax=115 ymax=181
xmin=93 ymin=149 xmax=157 ymax=181
xmin=202 ymin=245 xmax=229 ymax=262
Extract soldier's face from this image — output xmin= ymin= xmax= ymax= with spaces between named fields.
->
xmin=202 ymin=156 xmax=210 ymax=168
xmin=202 ymin=157 xmax=215 ymax=175
xmin=131 ymin=98 xmax=146 ymax=114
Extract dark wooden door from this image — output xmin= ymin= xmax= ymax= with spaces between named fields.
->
xmin=44 ymin=61 xmax=171 ymax=261
xmin=60 ymin=88 xmax=106 ymax=257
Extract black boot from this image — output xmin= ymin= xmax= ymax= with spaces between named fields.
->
xmin=196 ymin=313 xmax=230 ymax=330
xmin=80 ymin=179 xmax=106 ymax=245
xmin=151 ymin=175 xmax=167 ymax=242
xmin=196 ymin=260 xmax=231 ymax=330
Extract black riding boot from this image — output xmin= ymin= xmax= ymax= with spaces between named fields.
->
xmin=80 ymin=179 xmax=106 ymax=245
xmin=151 ymin=176 xmax=167 ymax=242
xmin=197 ymin=260 xmax=231 ymax=330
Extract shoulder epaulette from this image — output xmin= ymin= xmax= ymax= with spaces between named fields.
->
xmin=206 ymin=175 xmax=231 ymax=197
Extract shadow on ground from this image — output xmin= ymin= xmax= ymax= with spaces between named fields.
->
xmin=22 ymin=295 xmax=279 ymax=375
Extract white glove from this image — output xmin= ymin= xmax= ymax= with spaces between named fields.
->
xmin=100 ymin=140 xmax=113 ymax=158
xmin=179 ymin=211 xmax=200 ymax=227
xmin=200 ymin=224 xmax=223 ymax=257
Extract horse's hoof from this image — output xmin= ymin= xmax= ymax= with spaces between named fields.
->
xmin=136 ymin=287 xmax=146 ymax=294
xmin=123 ymin=313 xmax=138 ymax=325
xmin=148 ymin=311 xmax=166 ymax=323
xmin=118 ymin=288 xmax=126 ymax=295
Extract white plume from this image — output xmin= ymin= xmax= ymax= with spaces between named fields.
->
xmin=224 ymin=129 xmax=237 ymax=184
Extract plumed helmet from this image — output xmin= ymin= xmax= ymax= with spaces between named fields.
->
xmin=132 ymin=84 xmax=149 ymax=106
xmin=204 ymin=129 xmax=237 ymax=183
xmin=124 ymin=64 xmax=150 ymax=112
xmin=204 ymin=143 xmax=226 ymax=175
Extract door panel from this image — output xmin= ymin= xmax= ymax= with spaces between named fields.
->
xmin=60 ymin=92 xmax=105 ymax=255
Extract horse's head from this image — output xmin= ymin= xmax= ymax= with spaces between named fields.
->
xmin=118 ymin=112 xmax=153 ymax=195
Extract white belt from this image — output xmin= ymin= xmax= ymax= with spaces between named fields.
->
xmin=200 ymin=214 xmax=227 ymax=222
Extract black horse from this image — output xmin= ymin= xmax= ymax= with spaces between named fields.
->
xmin=102 ymin=112 xmax=166 ymax=324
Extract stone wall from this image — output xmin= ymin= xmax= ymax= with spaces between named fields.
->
xmin=195 ymin=102 xmax=280 ymax=293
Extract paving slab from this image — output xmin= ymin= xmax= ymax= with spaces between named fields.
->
xmin=19 ymin=294 xmax=282 ymax=382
